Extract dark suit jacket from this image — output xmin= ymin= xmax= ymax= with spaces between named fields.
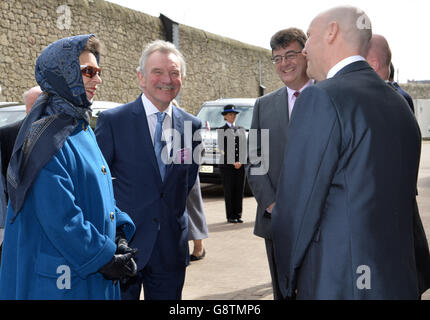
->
xmin=0 ymin=119 xmax=23 ymax=254
xmin=246 ymin=87 xmax=289 ymax=239
xmin=272 ymin=60 xmax=430 ymax=299
xmin=218 ymin=123 xmax=246 ymax=168
xmin=392 ymin=82 xmax=415 ymax=114
xmin=95 ymin=95 xmax=202 ymax=272
xmin=0 ymin=119 xmax=23 ymax=187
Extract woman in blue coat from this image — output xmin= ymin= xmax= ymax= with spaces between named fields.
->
xmin=0 ymin=34 xmax=136 ymax=299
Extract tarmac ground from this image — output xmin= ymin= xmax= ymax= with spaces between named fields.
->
xmin=179 ymin=141 xmax=430 ymax=300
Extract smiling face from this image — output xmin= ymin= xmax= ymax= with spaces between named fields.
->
xmin=223 ymin=112 xmax=237 ymax=124
xmin=79 ymin=50 xmax=102 ymax=101
xmin=273 ymin=40 xmax=309 ymax=90
xmin=138 ymin=51 xmax=182 ymax=111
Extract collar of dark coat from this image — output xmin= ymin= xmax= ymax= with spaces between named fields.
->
xmin=334 ymin=60 xmax=372 ymax=78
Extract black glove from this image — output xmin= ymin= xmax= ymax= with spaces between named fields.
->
xmin=115 ymin=228 xmax=135 ymax=255
xmin=99 ymin=251 xmax=138 ymax=281
xmin=114 ymin=228 xmax=139 ymax=284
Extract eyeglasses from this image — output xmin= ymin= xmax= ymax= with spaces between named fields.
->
xmin=271 ymin=50 xmax=303 ymax=64
xmin=80 ymin=65 xmax=101 ymax=78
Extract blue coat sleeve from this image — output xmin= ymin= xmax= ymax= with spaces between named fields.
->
xmin=271 ymin=86 xmax=341 ymax=297
xmin=115 ymin=206 xmax=135 ymax=242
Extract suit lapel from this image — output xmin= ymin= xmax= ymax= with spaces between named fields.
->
xmin=275 ymin=87 xmax=289 ymax=139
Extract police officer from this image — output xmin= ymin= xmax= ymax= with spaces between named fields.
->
xmin=218 ymin=105 xmax=246 ymax=223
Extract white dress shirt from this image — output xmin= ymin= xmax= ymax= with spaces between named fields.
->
xmin=141 ymin=93 xmax=173 ymax=155
xmin=326 ymin=55 xmax=366 ymax=79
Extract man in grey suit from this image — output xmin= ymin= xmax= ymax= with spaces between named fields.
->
xmin=272 ymin=6 xmax=430 ymax=299
xmin=246 ymin=28 xmax=312 ymax=299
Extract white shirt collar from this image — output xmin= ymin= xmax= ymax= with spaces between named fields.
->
xmin=326 ymin=56 xmax=366 ymax=79
xmin=141 ymin=92 xmax=173 ymax=119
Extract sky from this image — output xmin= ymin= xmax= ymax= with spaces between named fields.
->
xmin=107 ymin=0 xmax=428 ymax=83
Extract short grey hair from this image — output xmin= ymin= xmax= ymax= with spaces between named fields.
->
xmin=136 ymin=40 xmax=186 ymax=78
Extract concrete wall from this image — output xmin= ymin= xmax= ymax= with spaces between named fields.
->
xmin=402 ymin=84 xmax=430 ymax=99
xmin=415 ymin=99 xmax=430 ymax=139
xmin=0 ymin=0 xmax=283 ymax=114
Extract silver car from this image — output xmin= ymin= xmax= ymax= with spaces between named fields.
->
xmin=195 ymin=98 xmax=255 ymax=195
xmin=0 ymin=101 xmax=121 ymax=129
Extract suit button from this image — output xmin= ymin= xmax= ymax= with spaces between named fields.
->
xmin=101 ymin=166 xmax=107 ymax=174
xmin=153 ymin=218 xmax=159 ymax=223
xmin=160 ymin=193 xmax=164 ymax=198
xmin=110 ymin=212 xmax=114 ymax=221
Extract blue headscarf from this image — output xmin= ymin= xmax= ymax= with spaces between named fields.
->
xmin=7 ymin=34 xmax=98 ymax=219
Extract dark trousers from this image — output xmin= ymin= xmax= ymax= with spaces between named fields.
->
xmin=120 ymin=266 xmax=185 ymax=300
xmin=265 ymin=238 xmax=283 ymax=300
xmin=220 ymin=166 xmax=245 ymax=220
xmin=120 ymin=231 xmax=186 ymax=300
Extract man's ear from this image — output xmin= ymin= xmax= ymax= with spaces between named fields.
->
xmin=326 ymin=21 xmax=339 ymax=44
xmin=137 ymin=71 xmax=144 ymax=81
xmin=137 ymin=71 xmax=146 ymax=89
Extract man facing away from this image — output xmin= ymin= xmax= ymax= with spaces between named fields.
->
xmin=246 ymin=28 xmax=312 ymax=299
xmin=95 ymin=40 xmax=202 ymax=300
xmin=366 ymin=34 xmax=415 ymax=114
xmin=272 ymin=6 xmax=430 ymax=299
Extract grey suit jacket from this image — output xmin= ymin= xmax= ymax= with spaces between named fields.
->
xmin=246 ymin=86 xmax=289 ymax=239
xmin=187 ymin=175 xmax=209 ymax=241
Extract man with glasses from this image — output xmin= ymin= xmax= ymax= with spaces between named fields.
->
xmin=246 ymin=28 xmax=312 ymax=300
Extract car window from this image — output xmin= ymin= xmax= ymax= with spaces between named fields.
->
xmin=0 ymin=110 xmax=26 ymax=127
xmin=197 ymin=105 xmax=254 ymax=130
xmin=0 ymin=101 xmax=122 ymax=129
xmin=89 ymin=101 xmax=122 ymax=129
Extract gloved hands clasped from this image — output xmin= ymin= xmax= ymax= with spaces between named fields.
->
xmin=99 ymin=228 xmax=138 ymax=282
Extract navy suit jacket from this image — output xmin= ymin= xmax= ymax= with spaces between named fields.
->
xmin=0 ymin=120 xmax=23 ymax=233
xmin=95 ymin=95 xmax=202 ymax=271
xmin=272 ymin=61 xmax=430 ymax=299
xmin=392 ymin=82 xmax=415 ymax=114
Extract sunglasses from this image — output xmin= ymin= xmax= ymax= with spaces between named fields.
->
xmin=80 ymin=65 xmax=101 ymax=78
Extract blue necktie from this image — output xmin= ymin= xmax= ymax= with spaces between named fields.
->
xmin=154 ymin=112 xmax=167 ymax=181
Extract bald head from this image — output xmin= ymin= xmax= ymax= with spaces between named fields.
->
xmin=320 ymin=6 xmax=372 ymax=54
xmin=366 ymin=34 xmax=392 ymax=80
xmin=23 ymin=86 xmax=42 ymax=114
xmin=304 ymin=6 xmax=372 ymax=81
